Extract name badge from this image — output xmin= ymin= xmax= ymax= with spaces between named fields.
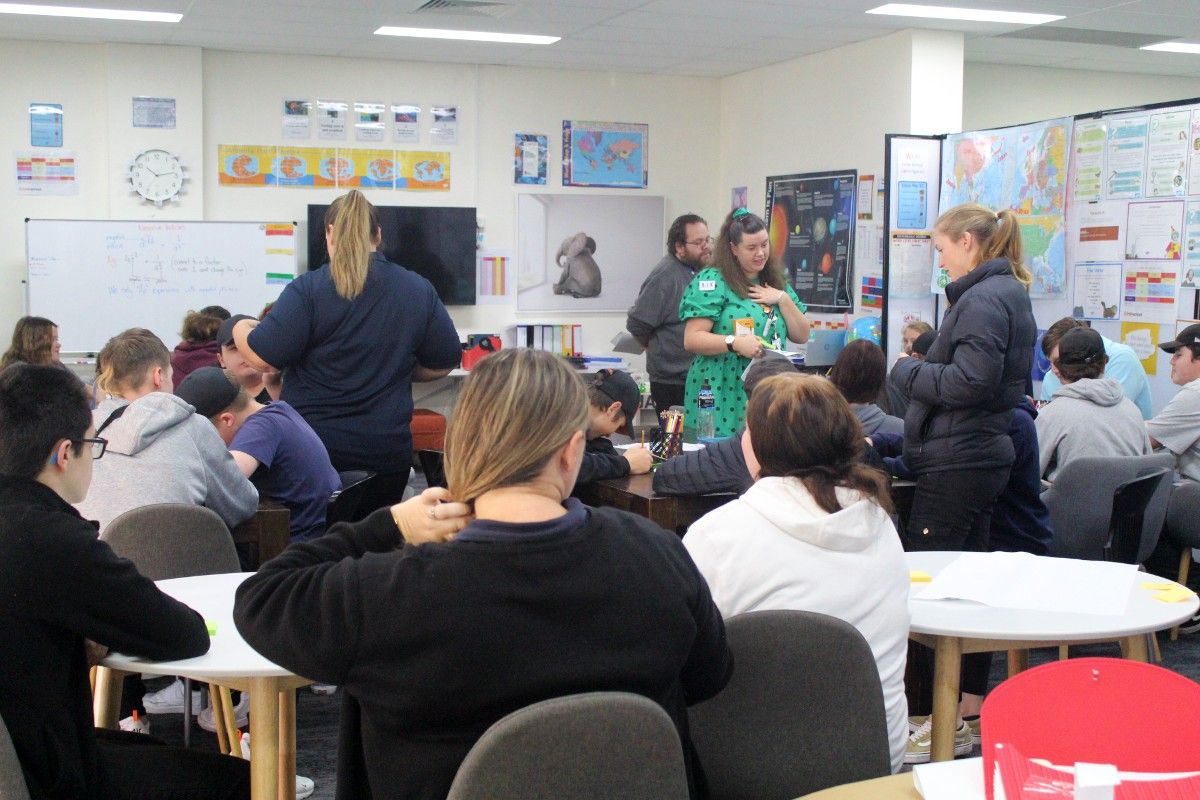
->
xmin=734 ymin=317 xmax=755 ymax=338
xmin=698 ymin=280 xmax=716 ymax=291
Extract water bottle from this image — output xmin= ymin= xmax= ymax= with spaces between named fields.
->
xmin=696 ymin=380 xmax=716 ymax=439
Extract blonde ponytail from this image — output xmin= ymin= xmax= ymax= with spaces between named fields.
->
xmin=323 ymin=190 xmax=380 ymax=300
xmin=934 ymin=203 xmax=1031 ymax=290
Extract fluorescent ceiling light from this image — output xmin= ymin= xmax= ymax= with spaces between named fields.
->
xmin=375 ymin=26 xmax=559 ymax=45
xmin=0 ymin=3 xmax=181 ymax=21
xmin=1142 ymin=41 xmax=1200 ymax=54
xmin=866 ymin=4 xmax=1063 ymax=25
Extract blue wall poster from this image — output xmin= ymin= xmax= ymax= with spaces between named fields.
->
xmin=562 ymin=120 xmax=648 ymax=189
xmin=29 ymin=103 xmax=63 ymax=148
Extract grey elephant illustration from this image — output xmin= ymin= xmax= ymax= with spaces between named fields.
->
xmin=553 ymin=232 xmax=602 ymax=298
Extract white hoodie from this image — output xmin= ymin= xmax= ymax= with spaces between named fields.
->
xmin=683 ymin=476 xmax=910 ymax=773
xmin=76 ymin=393 xmax=259 ymax=531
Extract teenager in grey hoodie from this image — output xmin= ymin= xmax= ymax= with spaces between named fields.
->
xmin=75 ymin=328 xmax=258 ymax=531
xmin=1035 ymin=327 xmax=1151 ymax=482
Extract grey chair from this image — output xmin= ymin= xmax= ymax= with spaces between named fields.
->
xmin=1164 ymin=479 xmax=1200 ymax=640
xmin=446 ymin=692 xmax=688 ymax=800
xmin=98 ymin=503 xmax=241 ymax=749
xmin=1043 ymin=453 xmax=1175 ymax=563
xmin=0 ymin=712 xmax=30 ymax=800
xmin=688 ymin=609 xmax=891 ymax=800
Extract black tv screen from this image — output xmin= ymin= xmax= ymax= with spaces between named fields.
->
xmin=307 ymin=204 xmax=476 ymax=305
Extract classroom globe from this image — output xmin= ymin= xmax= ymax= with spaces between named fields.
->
xmin=846 ymin=316 xmax=881 ymax=346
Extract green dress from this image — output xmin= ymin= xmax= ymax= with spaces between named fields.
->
xmin=678 ymin=267 xmax=806 ymax=437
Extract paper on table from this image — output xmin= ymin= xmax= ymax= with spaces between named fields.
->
xmin=913 ymin=757 xmax=985 ymax=800
xmin=610 ymin=331 xmax=645 ymax=355
xmin=617 ymin=442 xmax=705 ymax=452
xmin=915 ymin=552 xmax=1139 ymax=616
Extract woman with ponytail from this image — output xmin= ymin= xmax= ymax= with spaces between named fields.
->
xmin=683 ymin=372 xmax=910 ymax=773
xmin=234 ymin=348 xmax=731 ymax=800
xmin=232 ymin=190 xmax=460 ymax=511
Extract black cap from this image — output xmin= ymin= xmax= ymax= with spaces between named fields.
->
xmin=1056 ymin=327 xmax=1105 ymax=366
xmin=216 ymin=314 xmax=257 ymax=348
xmin=912 ymin=330 xmax=936 ymax=357
xmin=1159 ymin=323 xmax=1200 ymax=354
xmin=176 ymin=367 xmax=240 ymax=418
xmin=592 ymin=369 xmax=640 ymax=422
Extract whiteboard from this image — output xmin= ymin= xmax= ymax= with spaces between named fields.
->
xmin=26 ymin=219 xmax=298 ymax=353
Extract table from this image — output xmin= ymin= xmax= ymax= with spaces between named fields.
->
xmin=907 ymin=551 xmax=1199 ymax=762
xmin=576 ymin=472 xmax=737 ymax=534
xmin=97 ymin=573 xmax=311 ymax=800
xmin=794 ymin=772 xmax=918 ymax=799
xmin=231 ymin=501 xmax=290 ymax=568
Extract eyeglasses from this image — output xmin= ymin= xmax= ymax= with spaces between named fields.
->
xmin=685 ymin=237 xmax=714 ymax=247
xmin=72 ymin=437 xmax=107 ymax=460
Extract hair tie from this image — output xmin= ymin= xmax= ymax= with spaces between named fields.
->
xmin=732 ymin=207 xmax=751 ymax=219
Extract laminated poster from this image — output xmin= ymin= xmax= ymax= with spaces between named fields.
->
xmin=1125 ymin=200 xmax=1183 ymax=261
xmin=271 ymin=146 xmax=321 ymax=187
xmin=316 ymin=100 xmax=347 ymax=141
xmin=15 ymin=149 xmax=77 ymax=195
xmin=1184 ymin=201 xmax=1200 ymax=289
xmin=29 ymin=103 xmax=63 ymax=148
xmin=392 ymin=104 xmax=420 ymax=144
xmin=562 ymin=120 xmax=648 ymax=189
xmin=1073 ymin=201 xmax=1125 ymax=263
xmin=1070 ymin=263 xmax=1122 ymax=321
xmin=313 ymin=148 xmax=346 ymax=187
xmin=281 ymin=99 xmax=311 ymax=140
xmin=513 ymin=134 xmax=547 ymax=185
xmin=1147 ymin=110 xmax=1189 ymax=198
xmin=1106 ymin=116 xmax=1148 ymax=199
xmin=217 ymin=144 xmax=275 ymax=186
xmin=345 ymin=149 xmax=396 ymax=189
xmin=1122 ymin=265 xmax=1178 ymax=324
xmin=765 ymin=169 xmax=856 ymax=313
xmin=430 ymin=106 xmax=458 ymax=145
xmin=1189 ymin=110 xmax=1200 ymax=197
xmin=398 ymin=151 xmax=450 ymax=190
xmin=1071 ymin=119 xmax=1106 ymax=204
xmin=354 ymin=102 xmax=386 ymax=143
xmin=1120 ymin=321 xmax=1158 ymax=376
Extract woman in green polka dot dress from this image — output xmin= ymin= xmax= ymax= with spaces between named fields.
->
xmin=680 ymin=208 xmax=810 ymax=437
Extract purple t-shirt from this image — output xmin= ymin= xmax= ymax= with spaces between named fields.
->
xmin=230 ymin=402 xmax=341 ymax=541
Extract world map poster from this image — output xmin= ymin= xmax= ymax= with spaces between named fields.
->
xmin=938 ymin=116 xmax=1072 ymax=297
xmin=562 ymin=120 xmax=648 ymax=188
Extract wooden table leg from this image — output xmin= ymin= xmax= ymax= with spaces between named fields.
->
xmin=1006 ymin=649 xmax=1029 ymax=677
xmin=249 ymin=678 xmax=281 ymax=800
xmin=278 ymin=687 xmax=297 ymax=800
xmin=1122 ymin=634 xmax=1149 ymax=662
xmin=92 ymin=666 xmax=125 ymax=729
xmin=930 ymin=636 xmax=963 ymax=762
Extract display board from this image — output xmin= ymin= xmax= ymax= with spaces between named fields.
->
xmin=26 ymin=219 xmax=297 ymax=353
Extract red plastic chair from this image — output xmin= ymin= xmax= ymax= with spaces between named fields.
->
xmin=981 ymin=657 xmax=1200 ymax=800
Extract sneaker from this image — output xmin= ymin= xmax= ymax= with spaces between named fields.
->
xmin=119 ymin=713 xmax=151 ymax=734
xmin=1180 ymin=612 xmax=1200 ymax=635
xmin=310 ymin=684 xmax=337 ymax=696
xmin=295 ymin=776 xmax=315 ymax=800
xmin=904 ymin=716 xmax=974 ymax=764
xmin=198 ymin=693 xmax=248 ymax=732
xmin=143 ymin=679 xmax=203 ymax=715
xmin=907 ymin=714 xmax=929 ymax=733
xmin=963 ymin=714 xmax=982 ymax=745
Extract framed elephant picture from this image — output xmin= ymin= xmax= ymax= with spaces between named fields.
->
xmin=516 ymin=193 xmax=665 ymax=313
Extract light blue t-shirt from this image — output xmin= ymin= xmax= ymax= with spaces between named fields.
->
xmin=1040 ymin=335 xmax=1153 ymax=419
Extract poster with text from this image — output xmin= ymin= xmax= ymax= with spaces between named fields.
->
xmin=514 ymin=133 xmax=547 ymax=185
xmin=15 ymin=150 xmax=77 ymax=195
xmin=1125 ymin=200 xmax=1183 ymax=260
xmin=314 ymin=148 xmax=345 ymax=187
xmin=1147 ymin=110 xmax=1189 ymax=197
xmin=316 ymin=100 xmax=347 ymax=140
xmin=887 ymin=135 xmax=940 ymax=298
xmin=430 ymin=105 xmax=458 ymax=145
xmin=354 ymin=102 xmax=386 ymax=143
xmin=562 ymin=120 xmax=648 ymax=188
xmin=1071 ymin=262 xmax=1122 ymax=320
xmin=1073 ymin=201 xmax=1125 ymax=262
xmin=217 ymin=144 xmax=275 ymax=186
xmin=29 ymin=103 xmax=63 ymax=147
xmin=392 ymin=104 xmax=420 ymax=143
xmin=1123 ymin=265 xmax=1178 ymax=324
xmin=765 ymin=169 xmax=856 ymax=313
xmin=1106 ymin=116 xmax=1148 ymax=199
xmin=1071 ymin=119 xmax=1106 ymax=204
xmin=270 ymin=146 xmax=321 ymax=186
xmin=398 ymin=151 xmax=450 ymax=190
xmin=1120 ymin=321 xmax=1159 ymax=376
xmin=281 ymin=99 xmax=311 ymax=139
xmin=346 ymin=148 xmax=396 ymax=189
xmin=1189 ymin=110 xmax=1200 ymax=196
xmin=1184 ymin=201 xmax=1200 ymax=289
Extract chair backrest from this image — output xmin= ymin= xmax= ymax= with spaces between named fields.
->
xmin=326 ymin=471 xmax=376 ymax=527
xmin=1108 ymin=467 xmax=1171 ymax=563
xmin=688 ymin=610 xmax=891 ymax=800
xmin=101 ymin=503 xmax=240 ymax=579
xmin=0 ymin=712 xmax=30 ymax=800
xmin=416 ymin=449 xmax=447 ymax=489
xmin=981 ymin=657 xmax=1200 ymax=800
xmin=445 ymin=692 xmax=688 ymax=800
xmin=1043 ymin=453 xmax=1174 ymax=562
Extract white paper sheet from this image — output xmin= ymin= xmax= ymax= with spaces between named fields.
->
xmin=916 ymin=552 xmax=1139 ymax=616
xmin=914 ymin=757 xmax=985 ymax=800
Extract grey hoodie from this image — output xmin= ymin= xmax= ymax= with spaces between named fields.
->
xmin=76 ymin=393 xmax=259 ymax=531
xmin=853 ymin=403 xmax=904 ymax=437
xmin=1035 ymin=377 xmax=1151 ymax=482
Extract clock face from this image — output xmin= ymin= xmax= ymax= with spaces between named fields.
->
xmin=130 ymin=149 xmax=185 ymax=206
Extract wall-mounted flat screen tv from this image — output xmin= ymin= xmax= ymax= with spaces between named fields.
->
xmin=307 ymin=204 xmax=476 ymax=305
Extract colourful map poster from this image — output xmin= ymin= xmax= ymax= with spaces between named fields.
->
xmin=344 ymin=149 xmax=397 ymax=189
xmin=398 ymin=151 xmax=450 ymax=190
xmin=562 ymin=120 xmax=647 ymax=188
xmin=939 ymin=116 xmax=1072 ymax=297
xmin=217 ymin=145 xmax=276 ymax=186
xmin=270 ymin=146 xmax=321 ymax=187
xmin=315 ymin=149 xmax=349 ymax=187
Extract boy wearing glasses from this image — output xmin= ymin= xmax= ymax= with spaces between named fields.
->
xmin=627 ymin=213 xmax=711 ymax=413
xmin=0 ymin=364 xmax=248 ymax=800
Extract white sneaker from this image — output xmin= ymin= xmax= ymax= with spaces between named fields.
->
xmin=198 ymin=692 xmax=249 ymax=732
xmin=142 ymin=679 xmax=203 ymax=715
xmin=310 ymin=683 xmax=337 ymax=696
xmin=241 ymin=734 xmax=315 ymax=800
xmin=119 ymin=713 xmax=151 ymax=734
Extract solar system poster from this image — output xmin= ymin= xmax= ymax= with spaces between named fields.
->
xmin=765 ymin=170 xmax=857 ymax=313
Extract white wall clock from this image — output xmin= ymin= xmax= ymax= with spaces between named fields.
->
xmin=128 ymin=148 xmax=187 ymax=207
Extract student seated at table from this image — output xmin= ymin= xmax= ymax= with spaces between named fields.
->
xmin=574 ymin=367 xmax=653 ymax=487
xmin=169 ymin=306 xmax=227 ymax=386
xmin=829 ymin=339 xmax=903 ymax=436
xmin=653 ymin=354 xmax=798 ymax=497
xmin=886 ymin=326 xmax=934 ymax=418
xmin=176 ymin=367 xmax=341 ymax=542
xmin=75 ymin=328 xmax=258 ymax=532
xmin=0 ymin=363 xmax=249 ymax=800
xmin=1036 ymin=327 xmax=1151 ymax=482
xmin=233 ymin=348 xmax=732 ymax=800
xmin=681 ymin=373 xmax=909 ymax=772
xmin=216 ymin=314 xmax=278 ymax=404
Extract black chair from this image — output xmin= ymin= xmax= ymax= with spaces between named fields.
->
xmin=446 ymin=692 xmax=688 ymax=800
xmin=1107 ymin=468 xmax=1173 ymax=564
xmin=688 ymin=610 xmax=891 ymax=800
xmin=326 ymin=471 xmax=377 ymax=527
xmin=416 ymin=449 xmax=447 ymax=489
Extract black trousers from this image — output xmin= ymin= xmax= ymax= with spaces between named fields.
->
xmin=95 ymin=728 xmax=249 ymax=800
xmin=650 ymin=382 xmax=686 ymax=416
xmin=904 ymin=466 xmax=1010 ymax=715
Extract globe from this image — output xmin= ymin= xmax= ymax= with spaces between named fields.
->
xmin=846 ymin=316 xmax=881 ymax=346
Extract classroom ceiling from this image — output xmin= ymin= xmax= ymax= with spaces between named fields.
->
xmin=4 ymin=0 xmax=1200 ymax=78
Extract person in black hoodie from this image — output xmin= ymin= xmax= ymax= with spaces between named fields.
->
xmin=574 ymin=367 xmax=653 ymax=487
xmin=234 ymin=349 xmax=731 ymax=800
xmin=0 ymin=364 xmax=247 ymax=800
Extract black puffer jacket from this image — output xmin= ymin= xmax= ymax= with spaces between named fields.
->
xmin=891 ymin=258 xmax=1035 ymax=475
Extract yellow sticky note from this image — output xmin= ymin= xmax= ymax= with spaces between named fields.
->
xmin=910 ymin=571 xmax=932 ymax=583
xmin=1141 ymin=581 xmax=1175 ymax=591
xmin=206 ymin=620 xmax=218 ymax=636
xmin=1152 ymin=586 xmax=1198 ymax=603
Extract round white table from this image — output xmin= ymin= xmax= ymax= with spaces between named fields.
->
xmin=906 ymin=552 xmax=1199 ymax=763
xmin=98 ymin=573 xmax=311 ymax=800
